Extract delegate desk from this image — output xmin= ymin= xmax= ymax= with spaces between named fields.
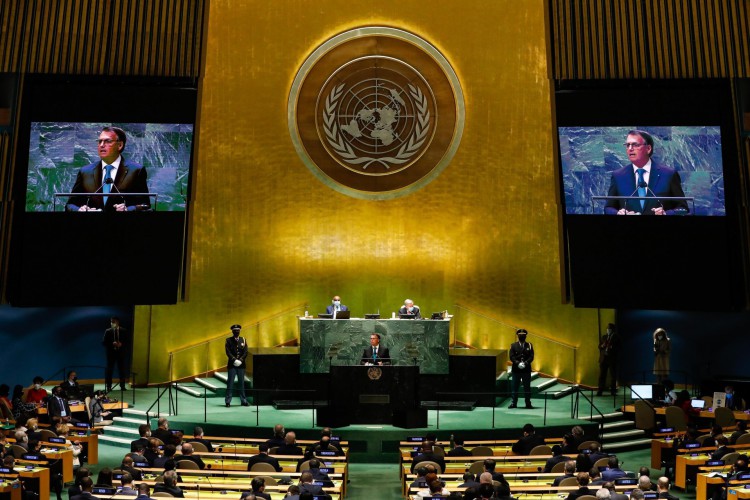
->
xmin=188 ymin=453 xmax=348 ymax=475
xmin=0 ymin=481 xmax=22 ymax=500
xmin=621 ymin=405 xmax=750 ymax=422
xmin=37 ymin=401 xmax=128 ymax=416
xmin=1 ymin=466 xmax=50 ymax=500
xmin=401 ymin=455 xmax=553 ymax=476
xmin=698 ymin=472 xmax=750 ymax=500
xmin=299 ymin=317 xmax=450 ymax=374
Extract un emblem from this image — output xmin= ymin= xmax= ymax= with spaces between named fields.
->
xmin=289 ymin=27 xmax=464 ymax=199
xmin=367 ymin=367 xmax=383 ymax=380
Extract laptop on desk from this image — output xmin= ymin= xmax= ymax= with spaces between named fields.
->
xmin=691 ymin=399 xmax=706 ymax=410
xmin=333 ymin=310 xmax=350 ymax=319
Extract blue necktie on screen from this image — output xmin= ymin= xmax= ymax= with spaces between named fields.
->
xmin=103 ymin=164 xmax=113 ymax=205
xmin=636 ymin=168 xmax=646 ymax=211
xmin=373 ymin=347 xmax=377 ymax=361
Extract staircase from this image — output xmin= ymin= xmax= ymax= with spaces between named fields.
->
xmin=578 ymin=407 xmax=651 ymax=452
xmin=98 ymin=407 xmax=170 ymax=449
xmin=174 ymin=372 xmax=253 ymax=401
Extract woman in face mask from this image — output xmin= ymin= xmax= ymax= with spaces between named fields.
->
xmin=23 ymin=376 xmax=48 ymax=404
xmin=11 ymin=385 xmax=37 ymax=423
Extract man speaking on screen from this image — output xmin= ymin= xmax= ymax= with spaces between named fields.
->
xmin=66 ymin=126 xmax=150 ymax=212
xmin=604 ymin=130 xmax=689 ymax=215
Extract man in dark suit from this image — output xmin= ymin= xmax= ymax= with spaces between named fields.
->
xmin=242 ymin=477 xmax=271 ymax=500
xmin=566 ymin=473 xmax=593 ymax=500
xmin=276 ymin=431 xmax=303 ymax=456
xmin=298 ymin=471 xmax=325 ymax=497
xmin=601 ymin=456 xmax=627 ymax=482
xmin=509 ymin=329 xmax=534 ymax=409
xmin=70 ymin=477 xmax=100 ymax=500
xmin=360 ymin=333 xmax=391 ymax=365
xmin=398 ymin=299 xmax=421 ymax=319
xmin=325 ymin=295 xmax=349 ymax=315
xmin=512 ymin=423 xmax=545 ymax=455
xmin=174 ymin=443 xmax=205 ymax=470
xmin=308 ymin=458 xmax=334 ymax=487
xmin=119 ymin=457 xmax=143 ymax=481
xmin=597 ymin=323 xmax=620 ymax=396
xmin=152 ymin=471 xmax=183 ymax=498
xmin=188 ymin=426 xmax=214 ymax=452
xmin=47 ymin=386 xmax=78 ymax=424
xmin=130 ymin=424 xmax=151 ymax=452
xmin=246 ymin=443 xmax=282 ymax=472
xmin=447 ymin=436 xmax=473 ymax=457
xmin=543 ymin=445 xmax=567 ymax=472
xmin=604 ymin=130 xmax=689 ymax=216
xmin=153 ymin=417 xmax=180 ymax=446
xmin=66 ymin=126 xmax=150 ymax=212
xmin=225 ymin=324 xmax=249 ymax=407
xmin=656 ymin=477 xmax=679 ymax=500
xmin=411 ymin=442 xmax=445 ymax=474
xmin=102 ymin=317 xmax=128 ymax=392
xmin=711 ymin=436 xmax=734 ymax=461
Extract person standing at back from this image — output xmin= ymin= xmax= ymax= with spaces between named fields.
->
xmin=225 ymin=324 xmax=249 ymax=407
xmin=509 ymin=329 xmax=534 ymax=409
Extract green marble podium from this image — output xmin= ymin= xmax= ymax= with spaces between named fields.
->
xmin=299 ymin=317 xmax=450 ymax=374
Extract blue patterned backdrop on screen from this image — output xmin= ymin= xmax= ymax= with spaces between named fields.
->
xmin=26 ymin=122 xmax=194 ymax=212
xmin=559 ymin=126 xmax=725 ymax=215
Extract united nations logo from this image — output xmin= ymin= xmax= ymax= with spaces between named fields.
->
xmin=367 ymin=367 xmax=383 ymax=380
xmin=289 ymin=27 xmax=464 ymax=199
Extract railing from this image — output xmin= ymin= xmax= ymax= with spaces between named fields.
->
xmin=452 ymin=304 xmax=578 ymax=382
xmin=165 ymin=302 xmax=307 ymax=382
xmin=570 ymin=387 xmax=607 ymax=443
xmin=145 ymin=382 xmax=178 ymax=422
xmin=202 ymin=387 xmax=321 ymax=427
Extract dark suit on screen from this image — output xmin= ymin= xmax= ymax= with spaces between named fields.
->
xmin=360 ymin=346 xmax=391 ymax=365
xmin=604 ymin=163 xmax=689 ymax=215
xmin=66 ymin=157 xmax=150 ymax=212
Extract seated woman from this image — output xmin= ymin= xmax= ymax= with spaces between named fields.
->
xmin=56 ymin=423 xmax=83 ymax=469
xmin=10 ymin=385 xmax=37 ymax=424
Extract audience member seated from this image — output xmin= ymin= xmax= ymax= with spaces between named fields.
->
xmin=131 ymin=424 xmax=152 ymax=452
xmin=512 ymin=423 xmax=545 ymax=455
xmin=596 ymin=488 xmax=611 ymax=500
xmin=70 ymin=476 xmax=97 ymax=500
xmin=14 ymin=430 xmax=29 ymax=451
xmin=242 ymin=477 xmax=271 ymax=500
xmin=47 ymin=386 xmax=78 ymax=424
xmin=711 ymin=435 xmax=734 ymax=461
xmin=266 ymin=424 xmax=286 ymax=449
xmin=601 ymin=456 xmax=626 ymax=482
xmin=153 ymin=418 xmax=179 ymax=446
xmin=410 ymin=466 xmax=430 ymax=489
xmin=56 ymin=423 xmax=83 ymax=468
xmin=129 ymin=443 xmax=148 ymax=465
xmin=135 ymin=483 xmax=153 ymax=500
xmin=25 ymin=418 xmax=42 ymax=442
xmin=115 ymin=472 xmax=137 ymax=496
xmin=153 ymin=470 xmax=184 ymax=498
xmin=638 ymin=475 xmax=654 ymax=493
xmin=576 ymin=452 xmax=593 ymax=473
xmin=298 ymin=471 xmax=325 ymax=497
xmin=553 ymin=460 xmax=576 ymax=486
xmin=703 ymin=425 xmax=725 ymax=449
xmin=418 ymin=474 xmax=450 ymax=497
xmin=544 ymin=445 xmax=567 ymax=472
xmin=120 ymin=456 xmax=143 ymax=481
xmin=61 ymin=372 xmax=81 ymax=399
xmin=90 ymin=390 xmax=113 ymax=425
xmin=656 ymin=476 xmax=678 ymax=500
xmin=589 ymin=467 xmax=605 ymax=486
xmin=602 ymin=481 xmax=628 ymax=500
xmin=24 ymin=376 xmax=48 ymax=404
xmin=67 ymin=467 xmax=91 ymax=499
xmin=638 ymin=468 xmax=655 ymax=490
xmin=566 ymin=472 xmax=592 ymax=500
xmin=153 ymin=444 xmax=177 ymax=470
xmin=561 ymin=433 xmax=578 ymax=454
xmin=143 ymin=438 xmax=160 ymax=466
xmin=308 ymin=458 xmax=334 ymax=487
xmin=95 ymin=467 xmax=114 ymax=487
xmin=304 ymin=427 xmax=334 ymax=456
xmin=458 ymin=471 xmax=480 ymax=489
xmin=730 ymin=421 xmax=748 ymax=446
xmin=571 ymin=426 xmax=586 ymax=448
xmin=175 ymin=442 xmax=205 ymax=469
xmin=589 ymin=442 xmax=608 ymax=464
xmin=447 ymin=436 xmax=473 ymax=457
xmin=11 ymin=385 xmax=37 ymax=423
xmin=247 ymin=443 xmax=282 ymax=472
xmin=477 ymin=462 xmax=509 ymax=487
xmin=411 ymin=441 xmax=445 ymax=473
xmin=188 ymin=426 xmax=214 ymax=452
xmin=476 ymin=483 xmax=496 ymax=500
xmin=276 ymin=431 xmax=303 ymax=456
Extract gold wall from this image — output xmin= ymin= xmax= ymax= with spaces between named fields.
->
xmin=133 ymin=0 xmax=612 ymax=384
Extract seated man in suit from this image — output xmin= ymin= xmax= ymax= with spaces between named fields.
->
xmin=543 ymin=445 xmax=567 ymax=473
xmin=512 ymin=423 xmax=545 ymax=455
xmin=242 ymin=477 xmax=271 ymax=500
xmin=174 ymin=442 xmax=205 ymax=469
xmin=325 ymin=295 xmax=348 ymax=315
xmin=604 ymin=130 xmax=689 ymax=216
xmin=360 ymin=333 xmax=391 ymax=366
xmin=553 ymin=460 xmax=577 ymax=486
xmin=66 ymin=126 xmax=150 ymax=212
xmin=601 ymin=456 xmax=626 ymax=482
xmin=447 ymin=436 xmax=473 ymax=457
xmin=711 ymin=435 xmax=734 ymax=461
xmin=730 ymin=421 xmax=747 ymax=445
xmin=566 ymin=472 xmax=593 ymax=500
xmin=276 ymin=431 xmax=303 ymax=456
xmin=308 ymin=458 xmax=334 ymax=487
xmin=411 ymin=441 xmax=445 ymax=474
xmin=187 ymin=426 xmax=214 ymax=452
xmin=120 ymin=456 xmax=143 ymax=481
xmin=298 ymin=471 xmax=327 ymax=498
xmin=47 ymin=386 xmax=79 ymax=424
xmin=153 ymin=470 xmax=184 ymax=498
xmin=399 ymin=299 xmax=422 ymax=319
xmin=246 ymin=443 xmax=282 ymax=472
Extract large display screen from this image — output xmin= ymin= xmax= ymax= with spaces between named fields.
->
xmin=559 ymin=126 xmax=725 ymax=216
xmin=26 ymin=122 xmax=193 ymax=212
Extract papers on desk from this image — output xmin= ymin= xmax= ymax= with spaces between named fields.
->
xmin=708 ymin=472 xmax=728 ymax=478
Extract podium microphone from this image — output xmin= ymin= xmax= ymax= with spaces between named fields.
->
xmin=639 ymin=181 xmax=664 ymax=211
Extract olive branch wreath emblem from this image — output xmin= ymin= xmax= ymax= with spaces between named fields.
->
xmin=322 ymin=83 xmax=430 ymax=170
